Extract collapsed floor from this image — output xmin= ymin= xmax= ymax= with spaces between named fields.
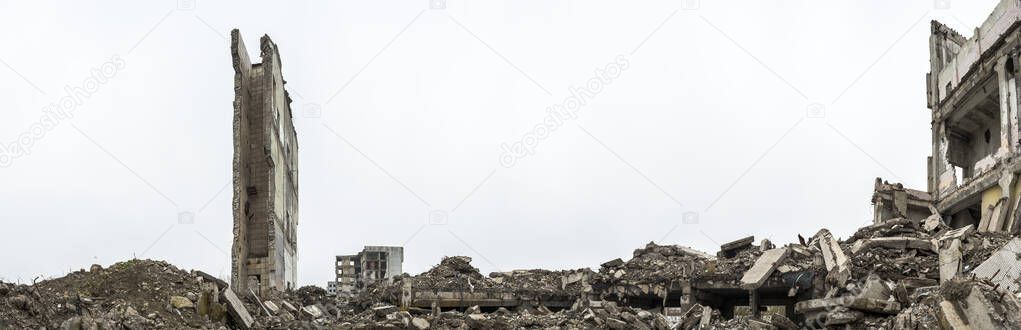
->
xmin=4 ymin=218 xmax=1021 ymax=329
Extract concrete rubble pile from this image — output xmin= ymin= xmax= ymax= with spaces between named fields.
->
xmin=6 ymin=215 xmax=1021 ymax=329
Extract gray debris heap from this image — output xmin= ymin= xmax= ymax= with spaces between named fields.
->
xmin=4 ymin=215 xmax=1021 ymax=329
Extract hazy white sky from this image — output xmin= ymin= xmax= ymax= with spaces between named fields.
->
xmin=0 ymin=0 xmax=1001 ymax=287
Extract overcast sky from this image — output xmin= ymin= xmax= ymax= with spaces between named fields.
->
xmin=0 ymin=0 xmax=1002 ymax=287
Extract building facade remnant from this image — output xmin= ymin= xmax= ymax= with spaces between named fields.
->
xmin=230 ymin=29 xmax=300 ymax=295
xmin=871 ymin=178 xmax=933 ymax=224
xmin=927 ymin=0 xmax=1021 ymax=233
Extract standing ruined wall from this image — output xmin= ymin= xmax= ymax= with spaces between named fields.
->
xmin=231 ymin=29 xmax=300 ymax=295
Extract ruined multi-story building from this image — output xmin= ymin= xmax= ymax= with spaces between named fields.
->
xmin=335 ymin=246 xmax=404 ymax=298
xmin=230 ymin=29 xmax=300 ymax=294
xmin=927 ymin=1 xmax=1021 ymax=233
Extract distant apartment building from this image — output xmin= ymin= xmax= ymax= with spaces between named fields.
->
xmin=335 ymin=246 xmax=404 ymax=297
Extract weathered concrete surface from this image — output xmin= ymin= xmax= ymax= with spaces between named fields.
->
xmin=795 ymin=296 xmax=901 ymax=315
xmin=817 ymin=230 xmax=851 ymax=286
xmin=850 ymin=237 xmax=936 ymax=254
xmin=740 ymin=247 xmax=789 ymax=289
xmin=939 ymin=238 xmax=962 ymax=284
xmin=221 ymin=288 xmax=254 ymax=330
xmin=971 ymin=238 xmax=1021 ymax=292
xmin=230 ymin=29 xmax=300 ymax=295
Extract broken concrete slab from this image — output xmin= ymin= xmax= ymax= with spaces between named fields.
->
xmin=600 ymin=258 xmax=624 ymax=269
xmin=817 ymin=230 xmax=851 ymax=287
xmin=939 ymin=224 xmax=974 ymax=241
xmin=740 ymin=247 xmax=789 ymax=289
xmin=850 ymin=237 xmax=936 ymax=254
xmin=263 ymin=301 xmax=279 ymax=315
xmin=795 ymin=296 xmax=901 ymax=315
xmin=971 ymin=237 xmax=1021 ymax=292
xmin=301 ymin=305 xmax=323 ymax=319
xmin=195 ymin=270 xmax=229 ymax=290
xmin=221 ymin=287 xmax=254 ymax=330
xmin=719 ymin=236 xmax=754 ymax=258
xmin=281 ymin=300 xmax=298 ymax=314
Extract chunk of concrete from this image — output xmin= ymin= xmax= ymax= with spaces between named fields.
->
xmin=817 ymin=231 xmax=851 ymax=286
xmin=601 ymin=258 xmax=624 ymax=268
xmin=719 ymin=236 xmax=754 ymax=258
xmin=858 ymin=274 xmax=892 ymax=301
xmin=411 ymin=317 xmax=430 ymax=329
xmin=938 ymin=238 xmax=962 ymax=284
xmin=301 ymin=305 xmax=323 ymax=319
xmin=850 ymin=237 xmax=936 ymax=254
xmin=221 ymin=289 xmax=254 ymax=330
xmin=170 ymin=296 xmax=194 ymax=310
xmin=740 ymin=248 xmax=789 ymax=289
xmin=263 ymin=301 xmax=279 ymax=315
xmin=281 ymin=301 xmax=298 ymax=314
xmin=971 ymin=238 xmax=1021 ymax=292
xmin=795 ymin=296 xmax=901 ymax=315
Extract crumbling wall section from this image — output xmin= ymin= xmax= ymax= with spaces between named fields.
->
xmin=231 ymin=29 xmax=300 ymax=295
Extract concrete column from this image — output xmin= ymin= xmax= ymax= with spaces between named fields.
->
xmin=749 ymin=290 xmax=761 ymax=318
xmin=997 ymin=57 xmax=1013 ymax=156
xmin=936 ymin=122 xmax=958 ymax=196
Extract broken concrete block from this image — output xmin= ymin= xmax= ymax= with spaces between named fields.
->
xmin=795 ymin=296 xmax=901 ymax=315
xmin=221 ymin=288 xmax=254 ymax=330
xmin=195 ymin=270 xmax=228 ymax=290
xmin=922 ymin=213 xmax=943 ymax=232
xmin=301 ymin=304 xmax=323 ymax=319
xmin=281 ymin=300 xmax=298 ymax=314
xmin=858 ymin=274 xmax=892 ymax=301
xmin=971 ymin=238 xmax=1021 ymax=292
xmin=408 ymin=316 xmax=428 ymax=328
xmin=850 ymin=237 xmax=936 ymax=254
xmin=817 ymin=231 xmax=851 ymax=286
xmin=170 ymin=296 xmax=194 ymax=310
xmin=939 ymin=224 xmax=974 ymax=241
xmin=263 ymin=301 xmax=279 ymax=315
xmin=601 ymin=258 xmax=624 ymax=268
xmin=719 ymin=236 xmax=754 ymax=258
xmin=938 ymin=300 xmax=969 ymax=329
xmin=939 ymin=238 xmax=962 ymax=284
xmin=740 ymin=248 xmax=789 ymax=289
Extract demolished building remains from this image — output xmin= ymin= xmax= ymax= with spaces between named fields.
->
xmin=230 ymin=29 xmax=300 ymax=296
xmin=335 ymin=246 xmax=405 ymax=299
xmin=928 ymin=0 xmax=1021 ymax=233
xmin=14 ymin=2 xmax=1021 ymax=329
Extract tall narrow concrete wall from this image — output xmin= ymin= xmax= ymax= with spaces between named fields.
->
xmin=231 ymin=29 xmax=300 ymax=295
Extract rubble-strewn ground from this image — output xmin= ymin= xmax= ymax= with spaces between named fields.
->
xmin=4 ymin=218 xmax=1021 ymax=329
